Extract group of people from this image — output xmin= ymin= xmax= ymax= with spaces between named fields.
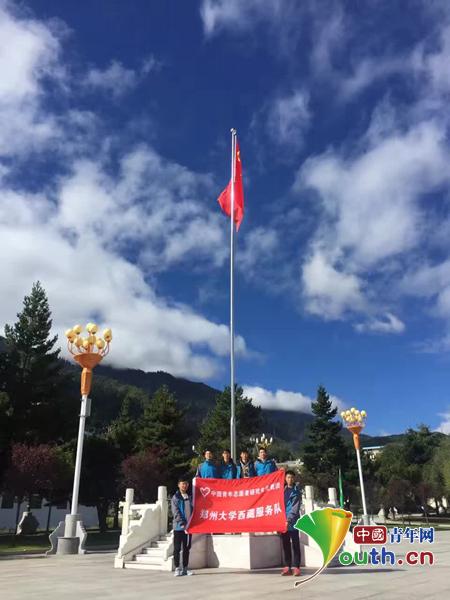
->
xmin=170 ymin=446 xmax=302 ymax=578
xmin=195 ymin=447 xmax=277 ymax=479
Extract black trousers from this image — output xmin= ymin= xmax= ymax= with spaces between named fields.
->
xmin=173 ymin=530 xmax=192 ymax=568
xmin=281 ymin=529 xmax=301 ymax=568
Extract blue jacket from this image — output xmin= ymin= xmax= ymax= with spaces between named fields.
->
xmin=196 ymin=459 xmax=218 ymax=478
xmin=236 ymin=460 xmax=256 ymax=478
xmin=254 ymin=458 xmax=277 ymax=476
xmin=220 ymin=460 xmax=237 ymax=479
xmin=171 ymin=490 xmax=193 ymax=531
xmin=284 ymin=484 xmax=301 ymax=531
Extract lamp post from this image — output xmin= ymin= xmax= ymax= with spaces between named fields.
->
xmin=341 ymin=407 xmax=370 ymax=526
xmin=56 ymin=322 xmax=112 ymax=554
xmin=250 ymin=433 xmax=273 ymax=452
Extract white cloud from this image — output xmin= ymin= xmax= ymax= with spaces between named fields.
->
xmin=266 ymin=91 xmax=310 ymax=148
xmin=238 ymin=226 xmax=279 ymax=276
xmin=355 ymin=313 xmax=405 ymax=334
xmin=201 ymin=1 xmax=450 ymax=349
xmin=339 ymin=56 xmax=406 ymax=100
xmin=243 ymin=385 xmax=346 ymax=413
xmin=200 ymin=0 xmax=293 ymax=38
xmin=411 ymin=25 xmax=450 ymax=97
xmin=302 ymin=251 xmax=365 ymax=319
xmin=84 ymin=56 xmax=159 ymax=98
xmin=436 ymin=410 xmax=450 ymax=434
xmin=310 ymin=7 xmax=346 ymax=74
xmin=55 ymin=146 xmax=228 ymax=273
xmin=243 ymin=386 xmax=312 ymax=413
xmin=0 ymin=1 xmax=253 ymax=380
xmin=200 ymin=0 xmax=345 ymax=62
xmin=300 ymin=122 xmax=449 ymax=268
xmin=398 ymin=260 xmax=450 ymax=351
xmin=293 ymin=12 xmax=450 ymax=339
xmin=0 ymin=1 xmax=63 ymax=155
xmin=0 ymin=165 xmax=247 ymax=379
xmin=329 ymin=395 xmax=347 ymax=413
xmin=399 ymin=260 xmax=450 ymax=304
xmin=0 ymin=1 xmax=61 ymax=101
xmin=297 ymin=120 xmax=450 ymax=323
xmin=335 ymin=22 xmax=450 ymax=102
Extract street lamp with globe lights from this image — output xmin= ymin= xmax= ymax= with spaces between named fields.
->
xmin=250 ymin=433 xmax=273 ymax=452
xmin=341 ymin=407 xmax=370 ymax=525
xmin=56 ymin=323 xmax=112 ymax=554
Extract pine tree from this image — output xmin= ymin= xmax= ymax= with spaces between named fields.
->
xmin=301 ymin=386 xmax=347 ymax=497
xmin=136 ymin=386 xmax=188 ymax=473
xmin=0 ymin=392 xmax=13 ymax=486
xmin=107 ymin=389 xmax=144 ymax=458
xmin=197 ymin=386 xmax=263 ymax=455
xmin=0 ymin=282 xmax=64 ymax=442
xmin=77 ymin=435 xmax=122 ymax=532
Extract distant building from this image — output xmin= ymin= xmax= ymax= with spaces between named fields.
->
xmin=276 ymin=459 xmax=303 ymax=470
xmin=0 ymin=494 xmax=98 ymax=531
xmin=362 ymin=445 xmax=384 ymax=460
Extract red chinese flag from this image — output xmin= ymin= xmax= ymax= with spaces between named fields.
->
xmin=217 ymin=140 xmax=244 ymax=231
xmin=186 ymin=470 xmax=286 ymax=534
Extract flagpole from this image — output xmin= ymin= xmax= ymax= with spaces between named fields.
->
xmin=230 ymin=128 xmax=237 ymax=461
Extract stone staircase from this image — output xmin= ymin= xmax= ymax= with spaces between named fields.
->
xmin=124 ymin=533 xmax=173 ymax=571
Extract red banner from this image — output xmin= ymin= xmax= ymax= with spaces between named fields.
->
xmin=186 ymin=470 xmax=286 ymax=534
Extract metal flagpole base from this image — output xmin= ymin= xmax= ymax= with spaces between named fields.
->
xmin=56 ymin=536 xmax=80 ymax=554
xmin=55 ymin=514 xmax=87 ymax=555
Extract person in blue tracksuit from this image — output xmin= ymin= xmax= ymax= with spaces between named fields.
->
xmin=280 ymin=470 xmax=301 ymax=576
xmin=236 ymin=450 xmax=256 ymax=478
xmin=254 ymin=446 xmax=277 ymax=476
xmin=171 ymin=476 xmax=193 ymax=576
xmin=219 ymin=449 xmax=237 ymax=479
xmin=195 ymin=449 xmax=219 ymax=478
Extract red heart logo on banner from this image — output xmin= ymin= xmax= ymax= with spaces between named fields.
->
xmin=200 ymin=487 xmax=211 ymax=497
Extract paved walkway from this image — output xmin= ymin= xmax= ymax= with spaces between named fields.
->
xmin=1 ymin=532 xmax=449 ymax=600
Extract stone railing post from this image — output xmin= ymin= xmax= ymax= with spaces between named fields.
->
xmin=328 ymin=487 xmax=338 ymax=507
xmin=158 ymin=486 xmax=168 ymax=535
xmin=378 ymin=506 xmax=386 ymax=524
xmin=304 ymin=485 xmax=314 ymax=514
xmin=121 ymin=488 xmax=134 ymax=537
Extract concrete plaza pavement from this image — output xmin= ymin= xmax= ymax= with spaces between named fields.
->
xmin=1 ymin=532 xmax=449 ymax=600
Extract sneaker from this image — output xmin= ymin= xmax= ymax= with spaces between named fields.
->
xmin=292 ymin=567 xmax=301 ymax=577
xmin=174 ymin=567 xmax=183 ymax=577
xmin=182 ymin=568 xmax=193 ymax=576
xmin=281 ymin=567 xmax=292 ymax=576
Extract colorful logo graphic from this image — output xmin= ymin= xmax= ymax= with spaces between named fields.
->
xmin=353 ymin=525 xmax=387 ymax=544
xmin=294 ymin=507 xmax=353 ymax=587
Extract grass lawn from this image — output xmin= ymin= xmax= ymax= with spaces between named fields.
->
xmin=0 ymin=529 xmax=120 ymax=555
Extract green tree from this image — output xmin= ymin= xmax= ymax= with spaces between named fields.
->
xmin=375 ymin=426 xmax=444 ymax=518
xmin=197 ymin=386 xmax=263 ymax=455
xmin=428 ymin=436 xmax=450 ymax=512
xmin=3 ymin=443 xmax=72 ymax=533
xmin=77 ymin=435 xmax=122 ymax=532
xmin=301 ymin=386 xmax=347 ymax=498
xmin=107 ymin=388 xmax=146 ymax=458
xmin=340 ymin=446 xmax=381 ymax=516
xmin=382 ymin=478 xmax=414 ymax=521
xmin=120 ymin=448 xmax=166 ymax=503
xmin=0 ymin=392 xmax=13 ymax=486
xmin=0 ymin=282 xmax=66 ymax=443
xmin=136 ymin=386 xmax=188 ymax=478
xmin=269 ymin=439 xmax=296 ymax=462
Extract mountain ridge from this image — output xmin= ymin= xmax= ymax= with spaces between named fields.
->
xmin=0 ymin=335 xmax=420 ymax=448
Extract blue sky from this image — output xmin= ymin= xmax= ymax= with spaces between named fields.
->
xmin=2 ymin=0 xmax=450 ymax=436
